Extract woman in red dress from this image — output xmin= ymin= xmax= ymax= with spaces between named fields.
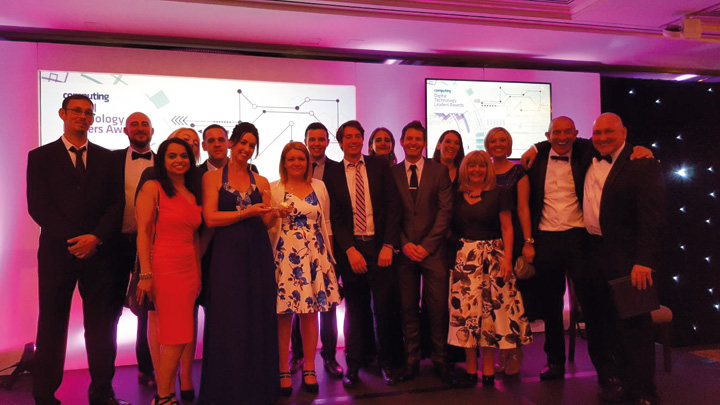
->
xmin=136 ymin=138 xmax=202 ymax=405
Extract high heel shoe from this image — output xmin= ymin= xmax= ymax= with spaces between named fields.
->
xmin=279 ymin=371 xmax=293 ymax=397
xmin=177 ymin=375 xmax=195 ymax=401
xmin=152 ymin=393 xmax=179 ymax=405
xmin=481 ymin=374 xmax=495 ymax=387
xmin=301 ymin=369 xmax=319 ymax=393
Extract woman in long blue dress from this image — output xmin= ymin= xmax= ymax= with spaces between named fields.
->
xmin=198 ymin=122 xmax=280 ymax=404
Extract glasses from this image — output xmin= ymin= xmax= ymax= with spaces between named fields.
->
xmin=66 ymin=108 xmax=95 ymax=118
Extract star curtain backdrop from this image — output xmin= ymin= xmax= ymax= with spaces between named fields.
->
xmin=601 ymin=77 xmax=720 ymax=347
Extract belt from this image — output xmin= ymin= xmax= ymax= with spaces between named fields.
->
xmin=354 ymin=235 xmax=374 ymax=241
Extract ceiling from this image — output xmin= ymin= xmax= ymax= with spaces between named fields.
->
xmin=2 ymin=0 xmax=720 ymax=79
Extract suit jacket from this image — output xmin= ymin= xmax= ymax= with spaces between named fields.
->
xmin=27 ymin=138 xmax=123 ymax=246
xmin=592 ymin=144 xmax=665 ymax=280
xmin=324 ymin=155 xmax=400 ymax=254
xmin=528 ymin=138 xmax=593 ymax=233
xmin=320 ymin=157 xmax=342 ymax=184
xmin=391 ymin=158 xmax=453 ymax=272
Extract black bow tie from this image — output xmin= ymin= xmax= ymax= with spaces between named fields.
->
xmin=550 ymin=155 xmax=569 ymax=162
xmin=595 ymin=154 xmax=612 ymax=164
xmin=132 ymin=151 xmax=152 ymax=160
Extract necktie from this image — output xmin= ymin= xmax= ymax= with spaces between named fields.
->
xmin=550 ymin=155 xmax=569 ymax=162
xmin=312 ymin=162 xmax=318 ymax=176
xmin=349 ymin=162 xmax=367 ymax=234
xmin=409 ymin=164 xmax=418 ymax=202
xmin=595 ymin=154 xmax=613 ymax=164
xmin=70 ymin=146 xmax=86 ymax=175
xmin=132 ymin=151 xmax=152 ymax=160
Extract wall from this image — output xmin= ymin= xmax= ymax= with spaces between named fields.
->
xmin=0 ymin=40 xmax=600 ymax=370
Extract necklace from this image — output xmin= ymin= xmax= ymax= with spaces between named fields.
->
xmin=466 ymin=190 xmax=483 ymax=199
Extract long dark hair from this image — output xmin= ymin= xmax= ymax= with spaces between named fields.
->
xmin=230 ymin=122 xmax=260 ymax=157
xmin=368 ymin=127 xmax=397 ymax=166
xmin=432 ymin=129 xmax=465 ymax=168
xmin=155 ymin=138 xmax=201 ymax=204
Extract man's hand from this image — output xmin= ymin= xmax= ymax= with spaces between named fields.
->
xmin=67 ymin=234 xmax=100 ymax=259
xmin=402 ymin=243 xmax=424 ymax=262
xmin=415 ymin=245 xmax=429 ymax=262
xmin=377 ymin=245 xmax=394 ymax=267
xmin=521 ymin=147 xmax=538 ymax=170
xmin=346 ymin=247 xmax=368 ymax=274
xmin=630 ymin=145 xmax=654 ymax=160
xmin=631 ymin=264 xmax=653 ymax=290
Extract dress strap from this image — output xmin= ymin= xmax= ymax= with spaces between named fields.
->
xmin=222 ymin=163 xmax=229 ymax=184
xmin=248 ymin=167 xmax=256 ymax=185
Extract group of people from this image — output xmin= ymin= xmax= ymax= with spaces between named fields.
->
xmin=26 ymin=93 xmax=665 ymax=405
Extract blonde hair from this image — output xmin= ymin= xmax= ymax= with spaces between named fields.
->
xmin=279 ymin=142 xmax=312 ymax=184
xmin=458 ymin=150 xmax=496 ymax=192
xmin=483 ymin=127 xmax=513 ymax=157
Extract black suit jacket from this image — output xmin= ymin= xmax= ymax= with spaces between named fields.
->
xmin=320 ymin=157 xmax=342 ymax=184
xmin=27 ymin=138 xmax=123 ymax=246
xmin=592 ymin=144 xmax=665 ymax=280
xmin=528 ymin=138 xmax=593 ymax=233
xmin=391 ymin=158 xmax=453 ymax=272
xmin=325 ymin=155 xmax=400 ymax=253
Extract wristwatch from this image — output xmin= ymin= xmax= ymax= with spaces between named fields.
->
xmin=524 ymin=237 xmax=535 ymax=244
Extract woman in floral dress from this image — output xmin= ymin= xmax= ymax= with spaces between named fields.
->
xmin=447 ymin=151 xmax=532 ymax=386
xmin=269 ymin=142 xmax=340 ymax=395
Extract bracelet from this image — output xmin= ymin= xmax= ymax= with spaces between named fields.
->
xmin=139 ymin=272 xmax=153 ymax=280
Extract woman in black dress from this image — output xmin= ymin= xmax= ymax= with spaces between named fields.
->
xmin=433 ymin=130 xmax=465 ymax=191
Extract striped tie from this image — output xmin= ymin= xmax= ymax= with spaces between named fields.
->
xmin=350 ymin=162 xmax=367 ymax=234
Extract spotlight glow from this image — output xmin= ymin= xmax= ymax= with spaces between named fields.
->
xmin=629 ymin=89 xmax=635 ymax=94
xmin=680 ymin=244 xmax=686 ymax=250
xmin=676 ymin=134 xmax=683 ymax=140
xmin=706 ymin=219 xmax=712 ymax=225
xmin=709 ymin=288 xmax=714 ymax=294
xmin=675 ymin=74 xmax=699 ymax=81
xmin=706 ymin=256 xmax=712 ymax=263
xmin=652 ymin=142 xmax=658 ymax=148
xmin=675 ymin=167 xmax=689 ymax=178
xmin=655 ymin=99 xmax=661 ymax=104
xmin=679 ymin=206 xmax=686 ymax=213
xmin=710 ymin=191 xmax=716 ymax=198
xmin=709 ymin=166 xmax=715 ymax=172
xmin=715 ymin=304 xmax=720 ymax=310
xmin=673 ymin=275 xmax=680 ymax=282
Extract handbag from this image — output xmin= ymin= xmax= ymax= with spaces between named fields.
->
xmin=514 ymin=256 xmax=536 ymax=280
xmin=124 ymin=186 xmax=159 ymax=316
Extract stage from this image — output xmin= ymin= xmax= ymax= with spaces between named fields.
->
xmin=2 ymin=334 xmax=719 ymax=404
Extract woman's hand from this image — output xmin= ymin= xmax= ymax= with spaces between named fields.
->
xmin=275 ymin=205 xmax=293 ymax=219
xmin=522 ymin=242 xmax=535 ymax=263
xmin=244 ymin=203 xmax=274 ymax=218
xmin=136 ymin=278 xmax=153 ymax=304
xmin=501 ymin=257 xmax=513 ymax=281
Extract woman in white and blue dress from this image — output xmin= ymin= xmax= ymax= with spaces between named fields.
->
xmin=269 ymin=142 xmax=341 ymax=395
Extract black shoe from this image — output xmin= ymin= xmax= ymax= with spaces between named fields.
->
xmin=323 ymin=357 xmax=344 ymax=379
xmin=381 ymin=367 xmax=397 ymax=386
xmin=90 ymin=396 xmax=132 ymax=405
xmin=279 ymin=371 xmax=293 ymax=397
xmin=177 ymin=375 xmax=195 ymax=401
xmin=456 ymin=371 xmax=478 ymax=388
xmin=289 ymin=357 xmax=304 ymax=375
xmin=342 ymin=367 xmax=359 ymax=388
xmin=598 ymin=377 xmax=628 ymax=402
xmin=302 ymin=369 xmax=319 ymax=393
xmin=151 ymin=393 xmax=175 ymax=405
xmin=398 ymin=363 xmax=420 ymax=382
xmin=138 ymin=372 xmax=156 ymax=388
xmin=481 ymin=374 xmax=495 ymax=387
xmin=433 ymin=362 xmax=457 ymax=386
xmin=539 ymin=363 xmax=565 ymax=381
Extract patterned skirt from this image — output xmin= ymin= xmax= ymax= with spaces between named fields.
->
xmin=447 ymin=238 xmax=532 ymax=349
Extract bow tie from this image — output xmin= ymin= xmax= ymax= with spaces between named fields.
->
xmin=132 ymin=151 xmax=152 ymax=160
xmin=595 ymin=154 xmax=612 ymax=164
xmin=550 ymin=155 xmax=569 ymax=162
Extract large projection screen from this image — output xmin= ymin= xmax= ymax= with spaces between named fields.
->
xmin=40 ymin=71 xmax=356 ymax=180
xmin=426 ymin=79 xmax=551 ymax=159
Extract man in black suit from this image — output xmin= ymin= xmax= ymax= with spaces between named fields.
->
xmin=324 ymin=120 xmax=400 ymax=387
xmin=288 ymin=122 xmax=344 ymax=378
xmin=582 ymin=113 xmax=664 ymax=405
xmin=113 ymin=112 xmax=156 ymax=387
xmin=390 ymin=121 xmax=453 ymax=382
xmin=199 ymin=124 xmax=229 ymax=173
xmin=27 ymin=94 xmax=126 ymax=405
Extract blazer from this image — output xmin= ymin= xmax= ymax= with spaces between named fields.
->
xmin=591 ymin=143 xmax=665 ymax=280
xmin=528 ymin=138 xmax=593 ymax=233
xmin=391 ymin=158 xmax=453 ymax=272
xmin=320 ymin=157 xmax=342 ymax=184
xmin=268 ymin=179 xmax=335 ymax=262
xmin=27 ymin=137 xmax=123 ymax=245
xmin=324 ymin=154 xmax=400 ymax=254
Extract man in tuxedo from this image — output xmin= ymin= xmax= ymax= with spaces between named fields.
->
xmin=287 ymin=122 xmax=344 ymax=378
xmin=390 ymin=121 xmax=453 ymax=382
xmin=324 ymin=120 xmax=400 ymax=387
xmin=582 ymin=113 xmax=664 ymax=405
xmin=26 ymin=94 xmax=126 ymax=405
xmin=113 ymin=112 xmax=156 ymax=387
xmin=199 ymin=124 xmax=229 ymax=173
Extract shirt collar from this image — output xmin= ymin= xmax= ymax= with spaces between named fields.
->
xmin=344 ymin=156 xmax=365 ymax=168
xmin=548 ymin=148 xmax=572 ymax=160
xmin=313 ymin=155 xmax=327 ymax=167
xmin=404 ymin=157 xmax=425 ymax=172
xmin=61 ymin=136 xmax=88 ymax=152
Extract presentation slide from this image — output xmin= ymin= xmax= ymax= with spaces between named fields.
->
xmin=426 ymin=79 xmax=551 ymax=159
xmin=39 ymin=71 xmax=356 ymax=180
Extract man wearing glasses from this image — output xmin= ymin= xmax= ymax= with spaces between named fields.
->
xmin=27 ymin=94 xmax=127 ymax=404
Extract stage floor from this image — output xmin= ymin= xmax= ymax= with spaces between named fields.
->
xmin=2 ymin=334 xmax=719 ymax=404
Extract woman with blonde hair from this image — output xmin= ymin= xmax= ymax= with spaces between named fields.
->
xmin=447 ymin=150 xmax=532 ymax=386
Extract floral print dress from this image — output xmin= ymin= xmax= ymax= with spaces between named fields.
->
xmin=275 ymin=191 xmax=340 ymax=314
xmin=447 ymin=188 xmax=532 ymax=349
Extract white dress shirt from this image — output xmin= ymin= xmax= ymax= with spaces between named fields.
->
xmin=583 ymin=143 xmax=625 ymax=236
xmin=344 ymin=157 xmax=375 ymax=236
xmin=61 ymin=136 xmax=88 ymax=167
xmin=122 ymin=147 xmax=154 ymax=234
xmin=403 ymin=157 xmax=425 ymax=187
xmin=539 ymin=149 xmax=584 ymax=231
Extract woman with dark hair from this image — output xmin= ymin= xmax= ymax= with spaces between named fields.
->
xmin=198 ymin=122 xmax=280 ymax=404
xmin=368 ymin=127 xmax=397 ymax=165
xmin=136 ymin=138 xmax=202 ymax=405
xmin=483 ymin=127 xmax=535 ymax=375
xmin=432 ymin=130 xmax=465 ymax=190
xmin=269 ymin=142 xmax=340 ymax=395
xmin=447 ymin=151 xmax=532 ymax=386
